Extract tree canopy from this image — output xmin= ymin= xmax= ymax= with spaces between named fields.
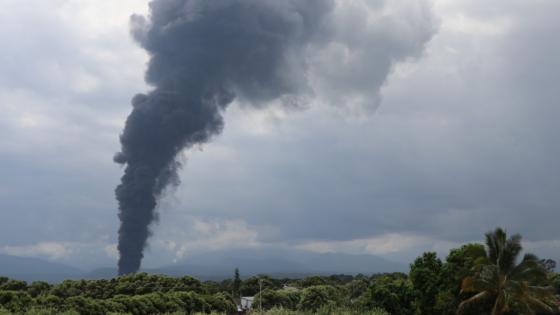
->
xmin=0 ymin=227 xmax=558 ymax=315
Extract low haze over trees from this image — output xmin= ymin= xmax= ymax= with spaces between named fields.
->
xmin=0 ymin=228 xmax=558 ymax=315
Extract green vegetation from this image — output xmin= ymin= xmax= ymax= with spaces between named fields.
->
xmin=248 ymin=307 xmax=389 ymax=315
xmin=458 ymin=228 xmax=557 ymax=314
xmin=0 ymin=228 xmax=558 ymax=315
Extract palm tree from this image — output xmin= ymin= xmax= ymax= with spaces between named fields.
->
xmin=458 ymin=228 xmax=558 ymax=315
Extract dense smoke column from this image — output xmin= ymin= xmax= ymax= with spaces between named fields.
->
xmin=115 ymin=0 xmax=334 ymax=275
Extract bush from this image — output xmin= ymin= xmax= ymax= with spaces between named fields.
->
xmin=65 ymin=296 xmax=107 ymax=315
xmin=23 ymin=308 xmax=79 ymax=315
xmin=0 ymin=291 xmax=32 ymax=313
xmin=27 ymin=282 xmax=52 ymax=298
xmin=171 ymin=291 xmax=210 ymax=313
xmin=297 ymin=285 xmax=340 ymax=312
xmin=253 ymin=289 xmax=301 ymax=311
xmin=34 ymin=295 xmax=64 ymax=311
xmin=0 ymin=280 xmax=27 ymax=291
xmin=50 ymin=280 xmax=83 ymax=298
xmin=111 ymin=292 xmax=184 ymax=315
xmin=240 ymin=276 xmax=282 ymax=297
xmin=299 ymin=276 xmax=327 ymax=288
xmin=205 ymin=292 xmax=236 ymax=314
xmin=248 ymin=306 xmax=389 ymax=315
xmin=356 ymin=273 xmax=414 ymax=315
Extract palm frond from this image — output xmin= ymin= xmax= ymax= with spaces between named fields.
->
xmin=501 ymin=233 xmax=522 ymax=272
xmin=457 ymin=291 xmax=491 ymax=314
xmin=511 ymin=254 xmax=548 ymax=283
xmin=526 ymin=295 xmax=557 ymax=313
xmin=464 ymin=228 xmax=555 ymax=315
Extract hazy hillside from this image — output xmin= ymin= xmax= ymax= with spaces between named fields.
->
xmin=152 ymin=248 xmax=406 ymax=280
xmin=0 ymin=254 xmax=83 ymax=282
xmin=2 ymin=248 xmax=405 ymax=282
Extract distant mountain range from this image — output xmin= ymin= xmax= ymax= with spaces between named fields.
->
xmin=1 ymin=249 xmax=406 ymax=282
xmin=153 ymin=248 xmax=407 ymax=280
xmin=0 ymin=254 xmax=83 ymax=282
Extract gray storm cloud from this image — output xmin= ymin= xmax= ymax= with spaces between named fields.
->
xmin=114 ymin=0 xmax=436 ymax=275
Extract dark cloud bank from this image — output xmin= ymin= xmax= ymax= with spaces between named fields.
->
xmin=115 ymin=0 xmax=436 ymax=274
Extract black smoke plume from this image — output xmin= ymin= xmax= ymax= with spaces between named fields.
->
xmin=115 ymin=0 xmax=334 ymax=275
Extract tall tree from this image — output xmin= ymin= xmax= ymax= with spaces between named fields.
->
xmin=232 ymin=268 xmax=241 ymax=302
xmin=436 ymin=243 xmax=489 ymax=315
xmin=360 ymin=273 xmax=415 ymax=315
xmin=410 ymin=252 xmax=442 ymax=315
xmin=458 ymin=227 xmax=558 ymax=315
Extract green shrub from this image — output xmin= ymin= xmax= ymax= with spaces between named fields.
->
xmin=248 ymin=306 xmax=389 ymax=315
xmin=24 ymin=308 xmax=79 ymax=315
xmin=0 ymin=291 xmax=33 ymax=313
xmin=65 ymin=296 xmax=107 ymax=315
xmin=253 ymin=288 xmax=302 ymax=311
xmin=171 ymin=291 xmax=209 ymax=313
xmin=0 ymin=280 xmax=27 ymax=292
xmin=297 ymin=285 xmax=340 ymax=312
xmin=34 ymin=295 xmax=64 ymax=311
xmin=205 ymin=292 xmax=236 ymax=314
xmin=27 ymin=282 xmax=52 ymax=298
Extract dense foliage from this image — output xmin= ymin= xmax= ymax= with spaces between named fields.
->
xmin=458 ymin=228 xmax=557 ymax=314
xmin=0 ymin=228 xmax=558 ymax=315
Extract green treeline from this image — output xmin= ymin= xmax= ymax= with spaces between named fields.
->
xmin=0 ymin=228 xmax=559 ymax=315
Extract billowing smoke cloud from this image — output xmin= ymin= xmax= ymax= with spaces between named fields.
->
xmin=115 ymin=0 xmax=436 ymax=275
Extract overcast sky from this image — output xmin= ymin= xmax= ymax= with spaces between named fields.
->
xmin=1 ymin=0 xmax=559 ymax=270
